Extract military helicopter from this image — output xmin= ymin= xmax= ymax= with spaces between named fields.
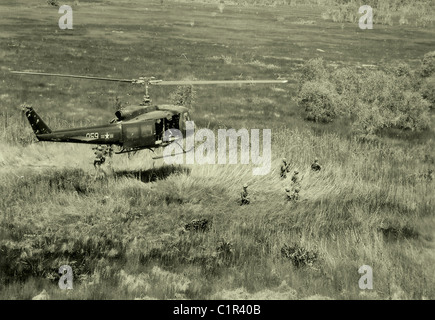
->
xmin=12 ymin=71 xmax=288 ymax=158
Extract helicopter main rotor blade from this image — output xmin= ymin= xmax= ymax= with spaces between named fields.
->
xmin=11 ymin=71 xmax=134 ymax=83
xmin=11 ymin=71 xmax=289 ymax=85
xmin=150 ymin=79 xmax=289 ymax=85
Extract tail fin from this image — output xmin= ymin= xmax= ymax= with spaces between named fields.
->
xmin=22 ymin=106 xmax=52 ymax=135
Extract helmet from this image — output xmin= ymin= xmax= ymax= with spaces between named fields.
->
xmin=97 ymin=146 xmax=102 ymax=150
xmin=294 ymin=188 xmax=300 ymax=193
xmin=285 ymin=187 xmax=290 ymax=192
xmin=314 ymin=158 xmax=318 ymax=162
xmin=294 ymin=169 xmax=299 ymax=174
xmin=243 ymin=183 xmax=248 ymax=188
xmin=282 ymin=158 xmax=287 ymax=163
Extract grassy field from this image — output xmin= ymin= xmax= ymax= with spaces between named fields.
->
xmin=0 ymin=0 xmax=434 ymax=300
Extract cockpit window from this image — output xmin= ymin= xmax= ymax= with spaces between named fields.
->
xmin=126 ymin=126 xmax=139 ymax=138
xmin=140 ymin=124 xmax=153 ymax=137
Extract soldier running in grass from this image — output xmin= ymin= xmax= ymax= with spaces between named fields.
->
xmin=291 ymin=169 xmax=301 ymax=186
xmin=93 ymin=146 xmax=106 ymax=168
xmin=93 ymin=145 xmax=108 ymax=180
xmin=285 ymin=187 xmax=292 ymax=201
xmin=280 ymin=158 xmax=290 ymax=179
xmin=240 ymin=183 xmax=250 ymax=205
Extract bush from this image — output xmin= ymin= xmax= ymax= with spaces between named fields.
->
xmin=296 ymin=53 xmax=432 ymax=135
xmin=394 ymin=91 xmax=430 ymax=131
xmin=421 ymin=51 xmax=435 ymax=77
xmin=297 ymin=80 xmax=340 ymax=123
xmin=352 ymin=102 xmax=389 ymax=136
xmin=170 ymin=85 xmax=196 ymax=109
xmin=355 ymin=69 xmax=430 ymax=132
xmin=321 ymin=0 xmax=434 ymax=27
xmin=281 ymin=243 xmax=319 ymax=268
xmin=420 ymin=75 xmax=435 ymax=110
xmin=331 ymin=67 xmax=360 ymax=113
xmin=297 ymin=57 xmax=328 ymax=90
xmin=326 ymin=3 xmax=358 ymax=23
xmin=385 ymin=61 xmax=412 ymax=78
xmin=331 ymin=67 xmax=360 ymax=95
xmin=184 ymin=219 xmax=211 ymax=232
xmin=358 ymin=70 xmax=402 ymax=106
xmin=47 ymin=0 xmax=59 ymax=6
xmin=352 ymin=89 xmax=430 ymax=135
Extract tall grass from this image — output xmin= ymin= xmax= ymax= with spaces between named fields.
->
xmin=1 ymin=118 xmax=434 ymax=299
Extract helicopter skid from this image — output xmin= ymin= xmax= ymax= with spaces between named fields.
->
xmin=152 ymin=145 xmax=194 ymax=160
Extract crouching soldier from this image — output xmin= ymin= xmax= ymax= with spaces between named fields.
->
xmin=291 ymin=169 xmax=301 ymax=186
xmin=311 ymin=158 xmax=321 ymax=171
xmin=286 ymin=187 xmax=300 ymax=202
xmin=280 ymin=158 xmax=290 ymax=179
xmin=94 ymin=146 xmax=106 ymax=168
xmin=241 ymin=183 xmax=250 ymax=205
xmin=285 ymin=187 xmax=292 ymax=201
xmin=291 ymin=188 xmax=300 ymax=201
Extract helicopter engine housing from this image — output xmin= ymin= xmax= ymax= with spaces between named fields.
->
xmin=115 ymin=105 xmax=158 ymax=121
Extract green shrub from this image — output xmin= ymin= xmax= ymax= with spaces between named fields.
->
xmin=296 ymin=53 xmax=432 ymax=134
xmin=394 ymin=91 xmax=430 ymax=131
xmin=330 ymin=67 xmax=360 ymax=113
xmin=297 ymin=57 xmax=328 ymax=90
xmin=421 ymin=51 xmax=435 ymax=77
xmin=325 ymin=2 xmax=358 ymax=23
xmin=420 ymin=75 xmax=435 ymax=110
xmin=170 ymin=85 xmax=196 ymax=109
xmin=297 ymin=80 xmax=339 ymax=123
xmin=352 ymin=102 xmax=389 ymax=136
xmin=281 ymin=243 xmax=319 ymax=268
xmin=184 ymin=219 xmax=212 ymax=232
xmin=385 ymin=61 xmax=412 ymax=78
xmin=47 ymin=0 xmax=59 ymax=6
xmin=358 ymin=70 xmax=403 ymax=106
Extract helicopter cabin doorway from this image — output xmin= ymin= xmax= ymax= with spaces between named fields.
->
xmin=155 ymin=114 xmax=180 ymax=145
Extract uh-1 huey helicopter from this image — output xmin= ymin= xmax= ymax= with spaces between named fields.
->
xmin=12 ymin=70 xmax=288 ymax=160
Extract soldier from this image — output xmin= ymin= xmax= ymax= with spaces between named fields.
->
xmin=311 ymin=158 xmax=321 ymax=171
xmin=240 ymin=183 xmax=250 ymax=205
xmin=285 ymin=187 xmax=292 ymax=201
xmin=106 ymin=145 xmax=113 ymax=158
xmin=291 ymin=188 xmax=300 ymax=201
xmin=93 ymin=146 xmax=106 ymax=168
xmin=291 ymin=169 xmax=301 ymax=185
xmin=285 ymin=187 xmax=300 ymax=202
xmin=280 ymin=158 xmax=290 ymax=179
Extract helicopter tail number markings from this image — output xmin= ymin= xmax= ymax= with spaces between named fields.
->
xmin=86 ymin=132 xmax=99 ymax=139
xmin=85 ymin=133 xmax=114 ymax=139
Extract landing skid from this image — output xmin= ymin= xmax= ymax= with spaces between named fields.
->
xmin=114 ymin=147 xmax=146 ymax=154
xmin=151 ymin=141 xmax=193 ymax=160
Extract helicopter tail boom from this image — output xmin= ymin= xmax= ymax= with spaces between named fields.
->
xmin=23 ymin=106 xmax=52 ymax=137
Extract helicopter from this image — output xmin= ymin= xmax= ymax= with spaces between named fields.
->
xmin=12 ymin=71 xmax=288 ymax=158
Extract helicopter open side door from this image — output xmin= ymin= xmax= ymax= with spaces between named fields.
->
xmin=155 ymin=114 xmax=181 ymax=145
